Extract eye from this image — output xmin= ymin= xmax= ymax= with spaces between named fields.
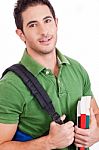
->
xmin=44 ymin=18 xmax=52 ymax=23
xmin=29 ymin=23 xmax=37 ymax=28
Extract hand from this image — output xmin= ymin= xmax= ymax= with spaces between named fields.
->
xmin=47 ymin=115 xmax=74 ymax=149
xmin=74 ymin=108 xmax=99 ymax=148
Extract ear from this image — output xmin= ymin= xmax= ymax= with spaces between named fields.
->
xmin=16 ymin=29 xmax=26 ymax=43
xmin=55 ymin=17 xmax=58 ymax=28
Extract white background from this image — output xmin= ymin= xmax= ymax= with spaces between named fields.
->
xmin=0 ymin=0 xmax=99 ymax=149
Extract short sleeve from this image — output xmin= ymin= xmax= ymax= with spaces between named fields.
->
xmin=0 ymin=80 xmax=25 ymax=124
xmin=79 ymin=64 xmax=93 ymax=97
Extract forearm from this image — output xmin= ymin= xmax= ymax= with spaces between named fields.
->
xmin=91 ymin=98 xmax=99 ymax=141
xmin=0 ymin=135 xmax=51 ymax=150
xmin=95 ymin=114 xmax=99 ymax=142
xmin=96 ymin=114 xmax=99 ymax=126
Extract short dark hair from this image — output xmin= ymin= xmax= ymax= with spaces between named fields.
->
xmin=14 ymin=0 xmax=56 ymax=31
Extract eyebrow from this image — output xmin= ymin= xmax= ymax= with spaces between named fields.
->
xmin=26 ymin=16 xmax=53 ymax=27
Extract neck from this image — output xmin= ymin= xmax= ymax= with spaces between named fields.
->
xmin=27 ymin=48 xmax=59 ymax=76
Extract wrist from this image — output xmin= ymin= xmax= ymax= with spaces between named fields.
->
xmin=46 ymin=135 xmax=56 ymax=150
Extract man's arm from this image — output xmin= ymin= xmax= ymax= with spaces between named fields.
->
xmin=0 ymin=123 xmax=50 ymax=150
xmin=74 ymin=98 xmax=99 ymax=148
xmin=0 ymin=116 xmax=74 ymax=150
xmin=91 ymin=98 xmax=99 ymax=116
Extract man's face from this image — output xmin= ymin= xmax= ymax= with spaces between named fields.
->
xmin=17 ymin=5 xmax=58 ymax=55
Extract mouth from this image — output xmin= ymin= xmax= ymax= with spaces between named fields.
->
xmin=39 ymin=37 xmax=53 ymax=45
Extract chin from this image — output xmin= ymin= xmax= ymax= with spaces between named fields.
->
xmin=41 ymin=46 xmax=55 ymax=54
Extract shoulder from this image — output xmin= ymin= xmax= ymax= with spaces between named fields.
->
xmin=65 ymin=56 xmax=88 ymax=76
xmin=65 ymin=55 xmax=82 ymax=67
xmin=0 ymin=71 xmax=26 ymax=102
xmin=0 ymin=71 xmax=24 ymax=90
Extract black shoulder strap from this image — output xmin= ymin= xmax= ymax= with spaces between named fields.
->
xmin=2 ymin=64 xmax=64 ymax=124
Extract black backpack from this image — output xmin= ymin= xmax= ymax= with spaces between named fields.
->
xmin=1 ymin=64 xmax=75 ymax=150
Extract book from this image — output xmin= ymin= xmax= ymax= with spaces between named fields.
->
xmin=76 ymin=96 xmax=91 ymax=150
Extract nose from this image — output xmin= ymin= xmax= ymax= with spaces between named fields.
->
xmin=38 ymin=23 xmax=48 ymax=36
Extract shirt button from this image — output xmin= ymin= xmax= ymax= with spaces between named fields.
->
xmin=58 ymin=80 xmax=60 ymax=84
xmin=46 ymin=70 xmax=50 ymax=75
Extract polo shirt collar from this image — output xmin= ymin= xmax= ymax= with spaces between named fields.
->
xmin=20 ymin=48 xmax=70 ymax=77
xmin=20 ymin=50 xmax=45 ymax=77
xmin=56 ymin=49 xmax=70 ymax=65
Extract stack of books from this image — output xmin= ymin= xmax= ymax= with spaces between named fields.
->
xmin=76 ymin=96 xmax=91 ymax=150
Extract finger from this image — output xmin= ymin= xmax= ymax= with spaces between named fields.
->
xmin=60 ymin=114 xmax=66 ymax=121
xmin=75 ymin=134 xmax=88 ymax=144
xmin=75 ymin=141 xmax=89 ymax=148
xmin=50 ymin=121 xmax=58 ymax=128
xmin=65 ymin=127 xmax=75 ymax=136
xmin=75 ymin=133 xmax=87 ymax=141
xmin=75 ymin=126 xmax=89 ymax=136
xmin=75 ymin=139 xmax=86 ymax=146
xmin=64 ymin=121 xmax=74 ymax=129
xmin=74 ymin=142 xmax=85 ymax=148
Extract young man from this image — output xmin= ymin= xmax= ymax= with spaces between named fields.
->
xmin=0 ymin=0 xmax=99 ymax=149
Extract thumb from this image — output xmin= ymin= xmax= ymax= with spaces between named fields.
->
xmin=60 ymin=114 xmax=66 ymax=122
xmin=90 ymin=108 xmax=97 ymax=128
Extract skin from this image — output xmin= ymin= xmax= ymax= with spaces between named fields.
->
xmin=74 ymin=99 xmax=99 ymax=148
xmin=16 ymin=5 xmax=59 ymax=75
xmin=0 ymin=4 xmax=99 ymax=150
xmin=0 ymin=5 xmax=74 ymax=150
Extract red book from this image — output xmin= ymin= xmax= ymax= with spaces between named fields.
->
xmin=80 ymin=114 xmax=86 ymax=129
xmin=80 ymin=114 xmax=86 ymax=150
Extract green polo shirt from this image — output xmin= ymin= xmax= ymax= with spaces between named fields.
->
xmin=0 ymin=49 xmax=93 ymax=150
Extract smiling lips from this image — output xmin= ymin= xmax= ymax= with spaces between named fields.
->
xmin=39 ymin=36 xmax=52 ymax=45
